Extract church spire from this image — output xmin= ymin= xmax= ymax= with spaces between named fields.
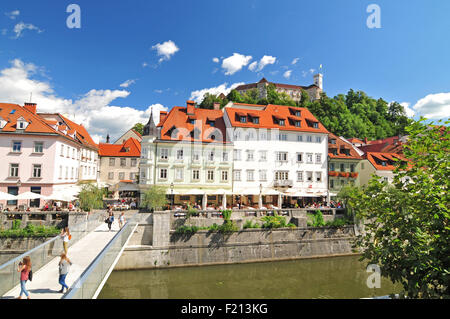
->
xmin=143 ymin=110 xmax=157 ymax=136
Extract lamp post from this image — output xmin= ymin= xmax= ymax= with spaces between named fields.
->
xmin=259 ymin=183 xmax=263 ymax=209
xmin=16 ymin=179 xmax=22 ymax=209
xmin=170 ymin=183 xmax=174 ymax=210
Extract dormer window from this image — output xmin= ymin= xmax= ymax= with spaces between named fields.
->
xmin=295 ymin=111 xmax=301 ymax=117
xmin=240 ymin=116 xmax=247 ymax=123
xmin=252 ymin=117 xmax=259 ymax=124
xmin=189 ymin=119 xmax=195 ymax=124
xmin=207 ymin=120 xmax=215 ymax=127
xmin=17 ymin=117 xmax=29 ymax=130
xmin=279 ymin=119 xmax=285 ymax=126
xmin=382 ymin=161 xmax=387 ymax=167
xmin=294 ymin=121 xmax=301 ymax=127
xmin=0 ymin=117 xmax=6 ymax=129
xmin=330 ymin=139 xmax=336 ymax=144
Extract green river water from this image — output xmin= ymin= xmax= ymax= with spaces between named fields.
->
xmin=98 ymin=255 xmax=402 ymax=299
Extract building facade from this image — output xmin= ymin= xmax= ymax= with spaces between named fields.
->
xmin=223 ymin=102 xmax=329 ymax=208
xmin=0 ymin=103 xmax=98 ymax=209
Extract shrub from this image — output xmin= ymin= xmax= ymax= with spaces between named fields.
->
xmin=174 ymin=225 xmax=199 ymax=234
xmin=217 ymin=220 xmax=238 ymax=234
xmin=221 ymin=209 xmax=232 ymax=221
xmin=307 ymin=210 xmax=325 ymax=227
xmin=261 ymin=214 xmax=287 ymax=229
xmin=243 ymin=220 xmax=260 ymax=229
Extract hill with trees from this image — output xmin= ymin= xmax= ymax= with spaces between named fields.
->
xmin=198 ymin=84 xmax=412 ymax=140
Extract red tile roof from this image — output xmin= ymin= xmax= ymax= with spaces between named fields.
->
xmin=328 ymin=133 xmax=362 ymax=160
xmin=364 ymin=152 xmax=408 ymax=171
xmin=225 ymin=104 xmax=329 ymax=134
xmin=98 ymin=137 xmax=141 ymax=157
xmin=348 ymin=138 xmax=364 ymax=144
xmin=156 ymin=104 xmax=229 ymax=144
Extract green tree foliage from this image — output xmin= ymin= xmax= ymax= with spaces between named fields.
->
xmin=78 ymin=184 xmax=106 ymax=212
xmin=132 ymin=123 xmax=144 ymax=135
xmin=198 ymin=93 xmax=229 ymax=109
xmin=349 ymin=119 xmax=449 ymax=298
xmin=141 ymin=186 xmax=168 ymax=211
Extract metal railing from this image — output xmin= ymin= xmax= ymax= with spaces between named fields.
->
xmin=0 ymin=211 xmax=103 ymax=297
xmin=64 ymin=213 xmax=140 ymax=299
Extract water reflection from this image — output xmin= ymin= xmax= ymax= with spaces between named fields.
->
xmin=99 ymin=255 xmax=402 ymax=299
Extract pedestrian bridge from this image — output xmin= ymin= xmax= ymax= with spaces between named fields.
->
xmin=0 ymin=211 xmax=139 ymax=299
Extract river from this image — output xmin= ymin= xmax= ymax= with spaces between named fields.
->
xmin=98 ymin=255 xmax=402 ymax=299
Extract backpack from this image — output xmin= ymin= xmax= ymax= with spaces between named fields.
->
xmin=28 ymin=269 xmax=33 ymax=282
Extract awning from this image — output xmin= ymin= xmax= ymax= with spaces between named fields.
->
xmin=210 ymin=189 xmax=232 ymax=195
xmin=234 ymin=188 xmax=260 ymax=195
xmin=0 ymin=191 xmax=18 ymax=200
xmin=16 ymin=192 xmax=47 ymax=200
xmin=185 ymin=188 xmax=205 ymax=195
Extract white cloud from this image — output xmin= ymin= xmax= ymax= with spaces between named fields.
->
xmin=189 ymin=82 xmax=245 ymax=103
xmin=0 ymin=59 xmax=166 ymax=142
xmin=291 ymin=58 xmax=299 ymax=65
xmin=249 ymin=55 xmax=277 ymax=72
xmin=154 ymin=89 xmax=163 ymax=94
xmin=142 ymin=62 xmax=148 ymax=68
xmin=412 ymin=93 xmax=450 ymax=119
xmin=212 ymin=57 xmax=219 ymax=63
xmin=13 ymin=22 xmax=43 ymax=39
xmin=400 ymin=102 xmax=415 ymax=118
xmin=151 ymin=40 xmax=179 ymax=63
xmin=309 ymin=68 xmax=316 ymax=74
xmin=6 ymin=10 xmax=20 ymax=20
xmin=222 ymin=53 xmax=252 ymax=75
xmin=119 ymin=79 xmax=137 ymax=88
xmin=283 ymin=70 xmax=292 ymax=79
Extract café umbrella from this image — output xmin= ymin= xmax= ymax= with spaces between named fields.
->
xmin=0 ymin=191 xmax=17 ymax=201
xmin=15 ymin=192 xmax=47 ymax=200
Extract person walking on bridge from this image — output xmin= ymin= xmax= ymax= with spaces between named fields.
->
xmin=58 ymin=253 xmax=72 ymax=294
xmin=60 ymin=227 xmax=71 ymax=255
xmin=118 ymin=212 xmax=125 ymax=229
xmin=17 ymin=256 xmax=32 ymax=299
xmin=107 ymin=210 xmax=114 ymax=232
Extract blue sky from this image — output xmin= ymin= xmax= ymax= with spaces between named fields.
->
xmin=0 ymin=0 xmax=449 ymax=141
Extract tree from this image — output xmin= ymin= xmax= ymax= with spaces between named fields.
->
xmin=141 ymin=186 xmax=168 ymax=211
xmin=78 ymin=184 xmax=106 ymax=212
xmin=132 ymin=123 xmax=144 ymax=135
xmin=349 ymin=119 xmax=449 ymax=298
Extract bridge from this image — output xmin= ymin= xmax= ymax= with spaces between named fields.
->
xmin=0 ymin=211 xmax=140 ymax=299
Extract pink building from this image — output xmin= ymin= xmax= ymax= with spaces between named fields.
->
xmin=0 ymin=102 xmax=99 ymax=209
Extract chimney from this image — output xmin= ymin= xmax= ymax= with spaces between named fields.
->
xmin=213 ymin=102 xmax=221 ymax=110
xmin=364 ymin=137 xmax=368 ymax=145
xmin=160 ymin=111 xmax=168 ymax=123
xmin=187 ymin=100 xmax=195 ymax=115
xmin=24 ymin=102 xmax=37 ymax=114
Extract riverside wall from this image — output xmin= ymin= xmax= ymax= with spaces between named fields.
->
xmin=115 ymin=210 xmax=358 ymax=270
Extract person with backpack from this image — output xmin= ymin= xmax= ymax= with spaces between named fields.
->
xmin=17 ymin=256 xmax=32 ymax=299
xmin=107 ymin=211 xmax=114 ymax=231
xmin=58 ymin=253 xmax=72 ymax=294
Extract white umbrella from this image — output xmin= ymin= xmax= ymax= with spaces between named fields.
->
xmin=45 ymin=193 xmax=76 ymax=202
xmin=186 ymin=189 xmax=205 ymax=195
xmin=16 ymin=192 xmax=46 ymax=200
xmin=211 ymin=189 xmax=232 ymax=195
xmin=0 ymin=191 xmax=17 ymax=201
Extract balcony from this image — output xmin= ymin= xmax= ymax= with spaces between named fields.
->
xmin=273 ymin=180 xmax=294 ymax=187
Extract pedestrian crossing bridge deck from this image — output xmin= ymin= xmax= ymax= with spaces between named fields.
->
xmin=0 ymin=211 xmax=139 ymax=299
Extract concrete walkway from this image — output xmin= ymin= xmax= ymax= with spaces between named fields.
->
xmin=3 ymin=220 xmax=123 ymax=300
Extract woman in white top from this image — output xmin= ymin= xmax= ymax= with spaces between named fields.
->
xmin=119 ymin=212 xmax=125 ymax=229
xmin=60 ymin=227 xmax=71 ymax=255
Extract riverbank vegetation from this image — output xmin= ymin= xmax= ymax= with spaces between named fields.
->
xmin=0 ymin=220 xmax=60 ymax=238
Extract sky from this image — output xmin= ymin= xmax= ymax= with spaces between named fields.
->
xmin=0 ymin=0 xmax=449 ymax=143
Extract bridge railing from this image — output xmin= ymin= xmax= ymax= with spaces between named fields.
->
xmin=64 ymin=213 xmax=141 ymax=299
xmin=0 ymin=211 xmax=104 ymax=297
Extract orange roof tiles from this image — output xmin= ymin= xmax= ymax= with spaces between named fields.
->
xmin=225 ymin=104 xmax=329 ymax=134
xmin=328 ymin=133 xmax=362 ymax=160
xmin=364 ymin=152 xmax=409 ymax=171
xmin=98 ymin=137 xmax=141 ymax=157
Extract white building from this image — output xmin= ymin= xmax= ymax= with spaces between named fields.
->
xmin=223 ymin=102 xmax=329 ymax=208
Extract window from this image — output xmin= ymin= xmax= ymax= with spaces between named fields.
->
xmin=253 ymin=117 xmax=259 ymax=124
xmin=246 ymin=150 xmax=254 ymax=161
xmin=260 ymin=132 xmax=267 ymax=140
xmin=61 ymin=145 xmax=65 ymax=156
xmin=59 ymin=166 xmax=63 ymax=179
xmin=192 ymin=170 xmax=200 ymax=180
xmin=71 ymin=167 xmax=74 ymax=179
xmin=315 ymin=172 xmax=322 ymax=182
xmin=160 ymin=168 xmax=168 ymax=180
xmin=340 ymin=163 xmax=345 ymax=172
xmin=160 ymin=149 xmax=169 ymax=160
xmin=295 ymin=110 xmax=301 ymax=117
xmin=330 ymin=139 xmax=336 ymax=145
xmin=192 ymin=151 xmax=200 ymax=162
xmin=108 ymin=172 xmax=114 ymax=180
xmin=131 ymin=158 xmax=137 ymax=167
xmin=176 ymin=149 xmax=184 ymax=160
xmin=234 ymin=149 xmax=241 ymax=161
xmin=330 ymin=163 xmax=335 ymax=171
xmin=34 ymin=142 xmax=43 ymax=153
xmin=18 ymin=121 xmax=26 ymax=129
xmin=67 ymin=147 xmax=70 ymax=158
xmin=307 ymin=136 xmax=312 ymax=143
xmin=120 ymin=158 xmax=127 ymax=167
xmin=275 ymin=171 xmax=289 ymax=180
xmin=140 ymin=170 xmax=146 ymax=180
xmin=109 ymin=158 xmax=115 ymax=166
xmin=350 ymin=164 xmax=355 ymax=172
xmin=278 ymin=134 xmax=287 ymax=141
xmin=72 ymin=148 xmax=75 ymax=159
xmin=12 ymin=141 xmax=22 ymax=153
xmin=207 ymin=170 xmax=214 ymax=181
xmin=330 ymin=180 xmax=334 ymax=189
xmin=234 ymin=170 xmax=241 ymax=181
xmin=221 ymin=170 xmax=228 ymax=181
xmin=316 ymin=154 xmax=322 ymax=163
xmin=259 ymin=170 xmax=267 ymax=181
xmin=382 ymin=161 xmax=387 ymax=167
xmin=130 ymin=173 xmax=136 ymax=180
xmin=306 ymin=153 xmax=313 ymax=164
xmin=234 ymin=130 xmax=241 ymax=140
xmin=276 ymin=152 xmax=288 ymax=162
xmin=9 ymin=163 xmax=19 ymax=177
xmin=306 ymin=171 xmax=313 ymax=182
xmin=297 ymin=171 xmax=303 ymax=182
xmin=222 ymin=152 xmax=229 ymax=162
xmin=208 ymin=151 xmax=215 ymax=161
xmin=294 ymin=121 xmax=301 ymax=127
xmin=259 ymin=151 xmax=267 ymax=161
xmin=240 ymin=116 xmax=247 ymax=123
xmin=297 ymin=135 xmax=303 ymax=142
xmin=247 ymin=170 xmax=255 ymax=181
xmin=313 ymin=123 xmax=319 ymax=129
xmin=175 ymin=168 xmax=184 ymax=181
xmin=118 ymin=172 xmax=124 ymax=180
xmin=316 ymin=136 xmax=322 ymax=143
xmin=296 ymin=153 xmax=303 ymax=163
xmin=278 ymin=119 xmax=285 ymax=126
xmin=65 ymin=167 xmax=68 ymax=179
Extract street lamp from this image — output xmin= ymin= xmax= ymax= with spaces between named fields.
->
xmin=170 ymin=183 xmax=174 ymax=209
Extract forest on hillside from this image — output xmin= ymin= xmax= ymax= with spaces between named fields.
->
xmin=198 ymin=84 xmax=412 ymax=140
